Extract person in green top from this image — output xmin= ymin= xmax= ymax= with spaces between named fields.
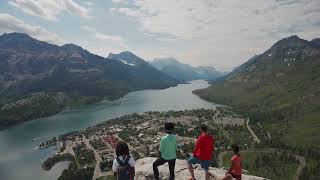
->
xmin=153 ymin=122 xmax=177 ymax=180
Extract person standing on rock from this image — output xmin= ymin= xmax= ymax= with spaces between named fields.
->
xmin=187 ymin=124 xmax=214 ymax=180
xmin=222 ymin=144 xmax=242 ymax=180
xmin=112 ymin=141 xmax=135 ymax=180
xmin=153 ymin=122 xmax=177 ymax=180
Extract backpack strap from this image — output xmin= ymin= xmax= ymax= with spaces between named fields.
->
xmin=116 ymin=157 xmax=124 ymax=166
xmin=123 ymin=156 xmax=131 ymax=165
xmin=116 ymin=156 xmax=131 ymax=166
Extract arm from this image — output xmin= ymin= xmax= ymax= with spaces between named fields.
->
xmin=193 ymin=138 xmax=201 ymax=154
xmin=112 ymin=159 xmax=119 ymax=177
xmin=159 ymin=137 xmax=165 ymax=154
xmin=131 ymin=167 xmax=135 ymax=180
xmin=226 ymin=158 xmax=236 ymax=175
xmin=129 ymin=157 xmax=135 ymax=180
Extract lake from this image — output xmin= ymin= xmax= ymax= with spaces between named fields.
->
xmin=0 ymin=80 xmax=216 ymax=180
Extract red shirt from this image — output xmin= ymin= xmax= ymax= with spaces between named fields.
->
xmin=193 ymin=133 xmax=214 ymax=160
xmin=231 ymin=155 xmax=242 ymax=175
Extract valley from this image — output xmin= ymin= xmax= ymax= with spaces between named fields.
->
xmin=0 ymin=80 xmax=216 ymax=180
xmin=0 ymin=33 xmax=179 ymax=128
xmin=40 ymin=108 xmax=273 ymax=180
xmin=0 ymin=32 xmax=319 ymax=180
xmin=194 ymin=35 xmax=320 ymax=179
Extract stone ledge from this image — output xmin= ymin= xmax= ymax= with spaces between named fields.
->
xmin=135 ymin=157 xmax=268 ymax=180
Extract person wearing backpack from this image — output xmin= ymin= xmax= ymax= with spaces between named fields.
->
xmin=112 ymin=141 xmax=135 ymax=180
xmin=153 ymin=122 xmax=177 ymax=180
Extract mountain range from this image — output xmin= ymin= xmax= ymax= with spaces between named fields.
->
xmin=194 ymin=35 xmax=320 ymax=148
xmin=0 ymin=32 xmax=179 ymax=128
xmin=150 ymin=57 xmax=226 ymax=81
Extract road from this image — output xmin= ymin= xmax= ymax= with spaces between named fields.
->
xmin=83 ymin=137 xmax=103 ymax=180
xmin=114 ymin=134 xmax=145 ymax=158
xmin=293 ymin=155 xmax=306 ymax=180
xmin=246 ymin=119 xmax=261 ymax=144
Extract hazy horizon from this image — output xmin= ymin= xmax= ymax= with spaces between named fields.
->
xmin=0 ymin=0 xmax=319 ymax=71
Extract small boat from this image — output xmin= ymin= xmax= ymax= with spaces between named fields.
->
xmin=32 ymin=137 xmax=41 ymax=141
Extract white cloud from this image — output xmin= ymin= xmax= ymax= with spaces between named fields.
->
xmin=115 ymin=7 xmax=146 ymax=17
xmin=81 ymin=25 xmax=128 ymax=56
xmin=9 ymin=0 xmax=91 ymax=21
xmin=83 ymin=1 xmax=95 ymax=6
xmin=111 ymin=0 xmax=320 ymax=70
xmin=0 ymin=13 xmax=66 ymax=44
xmin=111 ymin=0 xmax=128 ymax=4
xmin=81 ymin=25 xmax=126 ymax=46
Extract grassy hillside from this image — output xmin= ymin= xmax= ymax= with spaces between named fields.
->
xmin=194 ymin=36 xmax=320 ymax=179
xmin=194 ymin=35 xmax=320 ymax=148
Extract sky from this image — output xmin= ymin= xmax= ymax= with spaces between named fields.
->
xmin=0 ymin=0 xmax=319 ymax=71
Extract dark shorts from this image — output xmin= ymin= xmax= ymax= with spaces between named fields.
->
xmin=187 ymin=156 xmax=210 ymax=170
xmin=228 ymin=172 xmax=241 ymax=180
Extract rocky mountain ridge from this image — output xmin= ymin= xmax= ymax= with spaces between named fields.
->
xmin=150 ymin=57 xmax=226 ymax=81
xmin=193 ymin=35 xmax=320 ymax=150
xmin=0 ymin=32 xmax=179 ymax=128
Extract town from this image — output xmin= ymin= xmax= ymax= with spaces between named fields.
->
xmin=41 ymin=107 xmax=263 ymax=180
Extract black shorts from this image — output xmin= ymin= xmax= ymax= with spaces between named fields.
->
xmin=228 ymin=172 xmax=241 ymax=180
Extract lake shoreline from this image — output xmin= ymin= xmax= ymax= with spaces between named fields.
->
xmin=0 ymin=80 xmax=216 ymax=180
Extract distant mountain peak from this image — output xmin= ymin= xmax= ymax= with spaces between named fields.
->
xmin=0 ymin=32 xmax=32 ymax=39
xmin=0 ymin=32 xmax=59 ymax=52
xmin=150 ymin=57 xmax=225 ymax=81
xmin=61 ymin=43 xmax=84 ymax=52
xmin=272 ymin=35 xmax=308 ymax=48
xmin=107 ymin=51 xmax=147 ymax=66
xmin=0 ymin=32 xmax=38 ymax=43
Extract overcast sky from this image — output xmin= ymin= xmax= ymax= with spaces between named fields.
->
xmin=0 ymin=0 xmax=319 ymax=71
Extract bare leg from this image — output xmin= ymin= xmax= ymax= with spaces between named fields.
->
xmin=221 ymin=174 xmax=233 ymax=180
xmin=188 ymin=163 xmax=196 ymax=180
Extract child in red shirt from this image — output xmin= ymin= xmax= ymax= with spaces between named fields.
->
xmin=222 ymin=144 xmax=242 ymax=180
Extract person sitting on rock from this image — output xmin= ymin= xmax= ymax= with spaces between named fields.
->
xmin=187 ymin=124 xmax=214 ymax=180
xmin=153 ymin=122 xmax=177 ymax=180
xmin=222 ymin=144 xmax=242 ymax=180
xmin=112 ymin=141 xmax=135 ymax=180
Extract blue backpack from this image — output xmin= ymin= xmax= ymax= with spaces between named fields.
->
xmin=116 ymin=156 xmax=133 ymax=180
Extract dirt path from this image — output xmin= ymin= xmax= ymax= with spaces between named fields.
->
xmin=246 ymin=119 xmax=261 ymax=144
xmin=83 ymin=137 xmax=102 ymax=180
xmin=293 ymin=155 xmax=306 ymax=180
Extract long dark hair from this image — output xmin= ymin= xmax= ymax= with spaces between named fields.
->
xmin=232 ymin=144 xmax=240 ymax=156
xmin=116 ymin=141 xmax=130 ymax=157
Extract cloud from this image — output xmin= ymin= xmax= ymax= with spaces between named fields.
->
xmin=111 ymin=0 xmax=128 ymax=4
xmin=0 ymin=13 xmax=66 ymax=44
xmin=81 ymin=25 xmax=128 ymax=56
xmin=81 ymin=25 xmax=126 ymax=46
xmin=111 ymin=0 xmax=320 ymax=70
xmin=114 ymin=7 xmax=147 ymax=17
xmin=9 ymin=0 xmax=91 ymax=21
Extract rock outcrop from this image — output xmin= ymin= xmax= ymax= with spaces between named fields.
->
xmin=135 ymin=157 xmax=268 ymax=180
